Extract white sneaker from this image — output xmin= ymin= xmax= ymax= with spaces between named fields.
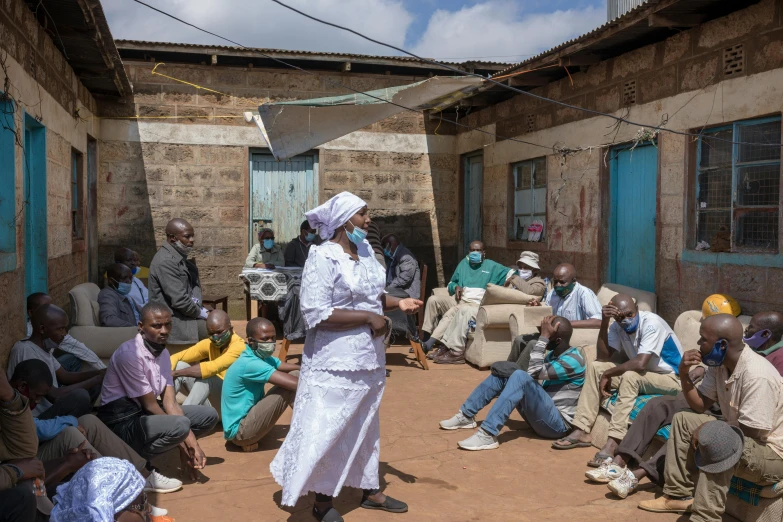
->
xmin=439 ymin=411 xmax=477 ymax=430
xmin=457 ymin=429 xmax=499 ymax=451
xmin=144 ymin=470 xmax=183 ymax=494
xmin=150 ymin=505 xmax=168 ymax=516
xmin=585 ymin=458 xmax=625 ymax=483
xmin=608 ymin=469 xmax=639 ymax=499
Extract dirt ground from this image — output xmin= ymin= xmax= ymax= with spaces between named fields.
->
xmin=153 ymin=330 xmax=691 ymax=522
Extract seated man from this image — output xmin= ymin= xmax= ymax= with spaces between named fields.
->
xmin=170 ymin=310 xmax=245 ymax=418
xmin=283 ymin=219 xmax=317 ymax=268
xmin=98 ymin=263 xmax=140 ymax=327
xmin=245 ymin=227 xmax=285 ymax=268
xmin=7 ymin=304 xmax=105 ymax=419
xmin=422 ymin=241 xmax=513 ymax=365
xmin=439 ymin=316 xmax=585 ymax=450
xmin=0 ymin=350 xmax=41 ymax=522
xmin=503 ymin=251 xmax=547 ymax=297
xmin=10 ymin=359 xmax=182 ymax=497
xmin=552 ymin=293 xmax=683 ymax=464
xmin=639 ymin=314 xmax=783 ymax=517
xmin=591 ymin=310 xmax=783 ymax=500
xmin=26 ymin=292 xmax=106 ymax=372
xmin=115 ymin=247 xmax=149 ymax=311
xmin=98 ymin=302 xmax=218 ymax=479
xmin=149 ymin=218 xmax=209 ymax=344
xmin=222 ymin=318 xmax=299 ymax=452
xmin=506 ymin=263 xmax=602 ymax=368
xmin=381 ymin=233 xmax=421 ymax=341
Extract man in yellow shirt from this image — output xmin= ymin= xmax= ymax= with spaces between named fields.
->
xmin=170 ymin=310 xmax=245 ymax=419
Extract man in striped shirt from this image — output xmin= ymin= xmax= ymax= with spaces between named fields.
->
xmin=439 ymin=316 xmax=586 ymax=451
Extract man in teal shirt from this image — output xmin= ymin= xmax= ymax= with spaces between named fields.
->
xmin=422 ymin=241 xmax=513 ymax=365
xmin=222 ymin=317 xmax=299 ymax=452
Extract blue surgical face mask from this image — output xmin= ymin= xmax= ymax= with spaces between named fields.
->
xmin=305 ymin=232 xmax=316 ymax=243
xmin=621 ymin=314 xmax=640 ymax=334
xmin=263 ymin=239 xmax=275 ymax=250
xmin=116 ymin=281 xmax=132 ymax=296
xmin=344 ymin=222 xmax=367 ymax=245
xmin=703 ymin=339 xmax=728 ymax=367
xmin=131 ymin=266 xmax=139 ymax=276
xmin=384 ymin=247 xmax=393 ymax=259
xmin=468 ymin=252 xmax=483 ymax=264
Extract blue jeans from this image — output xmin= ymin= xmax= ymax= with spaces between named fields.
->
xmin=461 ymin=370 xmax=569 ymax=439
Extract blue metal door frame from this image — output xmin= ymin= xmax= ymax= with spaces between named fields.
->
xmin=23 ymin=113 xmax=47 ymax=297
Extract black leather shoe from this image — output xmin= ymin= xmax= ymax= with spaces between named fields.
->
xmin=312 ymin=505 xmax=344 ymax=522
xmin=360 ymin=495 xmax=408 ymax=513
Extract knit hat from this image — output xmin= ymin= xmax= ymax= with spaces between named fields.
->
xmin=695 ymin=421 xmax=744 ymax=474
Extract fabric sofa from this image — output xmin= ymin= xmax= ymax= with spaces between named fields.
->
xmin=67 ymin=283 xmax=137 ymax=363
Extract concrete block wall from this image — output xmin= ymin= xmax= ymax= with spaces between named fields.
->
xmin=0 ymin=0 xmax=99 ymax=366
xmin=457 ymin=0 xmax=783 ymax=323
xmin=98 ymin=62 xmax=458 ymax=317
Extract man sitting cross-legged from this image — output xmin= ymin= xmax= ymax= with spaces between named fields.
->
xmin=11 ymin=359 xmax=182 ymax=496
xmin=638 ymin=314 xmax=783 ymax=518
xmin=552 ymin=293 xmax=683 ymax=466
xmin=439 ymin=316 xmax=585 ymax=450
xmin=170 ymin=310 xmax=246 ymax=419
xmin=222 ymin=318 xmax=299 ymax=452
xmin=97 ymin=302 xmax=219 ymax=480
xmin=7 ymin=304 xmax=106 ymax=419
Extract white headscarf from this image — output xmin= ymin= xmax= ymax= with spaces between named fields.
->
xmin=51 ymin=457 xmax=145 ymax=522
xmin=306 ymin=191 xmax=367 ymax=241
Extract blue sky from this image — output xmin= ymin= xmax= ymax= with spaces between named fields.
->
xmin=103 ymin=0 xmax=606 ymax=63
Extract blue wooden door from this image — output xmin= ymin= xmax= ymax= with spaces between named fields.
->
xmin=463 ymin=153 xmax=483 ymax=253
xmin=610 ymin=144 xmax=658 ymax=292
xmin=249 ymin=153 xmax=318 ymax=246
xmin=24 ymin=115 xmax=47 ymax=296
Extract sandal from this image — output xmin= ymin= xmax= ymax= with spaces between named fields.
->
xmin=360 ymin=494 xmax=408 ymax=513
xmin=586 ymin=452 xmax=614 ymax=468
xmin=312 ymin=505 xmax=344 ymax=522
xmin=551 ymin=436 xmax=592 ymax=450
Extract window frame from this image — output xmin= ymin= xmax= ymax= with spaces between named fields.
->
xmin=0 ymin=94 xmax=16 ymax=273
xmin=71 ymin=149 xmax=84 ymax=240
xmin=509 ymin=157 xmax=547 ymax=243
xmin=695 ymin=116 xmax=782 ymax=253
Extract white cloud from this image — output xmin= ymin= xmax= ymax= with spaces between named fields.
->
xmin=409 ymin=2 xmax=605 ymax=62
xmin=102 ymin=0 xmax=413 ymax=55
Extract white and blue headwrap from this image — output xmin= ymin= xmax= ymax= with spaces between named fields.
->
xmin=50 ymin=457 xmax=145 ymax=522
xmin=306 ymin=191 xmax=366 ymax=241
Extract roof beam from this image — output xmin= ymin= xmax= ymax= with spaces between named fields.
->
xmin=648 ymin=13 xmax=707 ymax=27
xmin=508 ymin=76 xmax=551 ymax=87
xmin=559 ymin=54 xmax=602 ymax=66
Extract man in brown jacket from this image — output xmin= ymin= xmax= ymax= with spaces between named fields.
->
xmin=504 ymin=251 xmax=547 ymax=297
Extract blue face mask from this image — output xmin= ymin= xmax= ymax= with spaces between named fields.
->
xmin=703 ymin=339 xmax=728 ymax=367
xmin=116 ymin=281 xmax=132 ymax=296
xmin=131 ymin=266 xmax=139 ymax=276
xmin=384 ymin=248 xmax=393 ymax=259
xmin=305 ymin=232 xmax=316 ymax=243
xmin=621 ymin=314 xmax=640 ymax=334
xmin=344 ymin=223 xmax=367 ymax=245
xmin=263 ymin=239 xmax=275 ymax=250
xmin=468 ymin=252 xmax=483 ymax=264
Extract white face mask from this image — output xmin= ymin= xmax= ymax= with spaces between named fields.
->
xmin=518 ymin=269 xmax=533 ymax=280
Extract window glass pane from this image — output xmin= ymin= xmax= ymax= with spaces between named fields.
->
xmin=697 ymin=210 xmax=731 ymax=244
xmin=532 ymin=158 xmax=547 ymax=187
xmin=514 ymin=215 xmax=534 ymax=240
xmin=516 ymin=162 xmax=531 ymax=189
xmin=533 ymin=213 xmax=546 ymax=241
xmin=735 ymin=210 xmax=779 ymax=251
xmin=697 ymin=167 xmax=732 ymax=210
xmin=738 ymin=121 xmax=781 ymax=163
xmin=700 ymin=129 xmax=733 ymax=168
xmin=532 ymin=187 xmax=546 ymax=214
xmin=736 ymin=164 xmax=780 ymax=206
xmin=515 ymin=188 xmax=533 ymax=215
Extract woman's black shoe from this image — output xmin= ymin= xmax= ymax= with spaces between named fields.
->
xmin=312 ymin=505 xmax=344 ymax=522
xmin=360 ymin=494 xmax=408 ymax=513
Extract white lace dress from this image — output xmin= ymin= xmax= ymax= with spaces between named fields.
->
xmin=270 ymin=239 xmax=387 ymax=505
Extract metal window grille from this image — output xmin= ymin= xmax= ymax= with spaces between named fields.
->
xmin=696 ymin=117 xmax=781 ymax=252
xmin=512 ymin=157 xmax=547 ymax=241
xmin=723 ymin=44 xmax=745 ymax=77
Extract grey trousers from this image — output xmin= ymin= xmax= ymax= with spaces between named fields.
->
xmin=140 ymin=405 xmax=219 ymax=456
xmin=173 ymin=361 xmax=224 ymax=418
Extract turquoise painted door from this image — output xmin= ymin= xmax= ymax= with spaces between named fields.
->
xmin=610 ymin=144 xmax=658 ymax=292
xmin=249 ymin=153 xmax=318 ymax=246
xmin=24 ymin=115 xmax=47 ymax=296
xmin=463 ymin=152 xmax=483 ymax=253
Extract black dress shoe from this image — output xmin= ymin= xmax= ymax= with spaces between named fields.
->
xmin=312 ymin=505 xmax=344 ymax=522
xmin=360 ymin=494 xmax=408 ymax=513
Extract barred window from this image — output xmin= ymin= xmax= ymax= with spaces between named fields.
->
xmin=512 ymin=157 xmax=546 ymax=242
xmin=696 ymin=118 xmax=781 ymax=252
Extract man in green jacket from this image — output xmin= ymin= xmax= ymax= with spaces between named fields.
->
xmin=422 ymin=241 xmax=512 ymax=364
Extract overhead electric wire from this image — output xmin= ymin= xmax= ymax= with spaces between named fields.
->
xmin=270 ymin=0 xmax=783 ymax=149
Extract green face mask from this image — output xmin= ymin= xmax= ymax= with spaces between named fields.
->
xmin=248 ymin=341 xmax=276 ymax=359
xmin=209 ymin=329 xmax=232 ymax=348
xmin=554 ymin=281 xmax=576 ymax=298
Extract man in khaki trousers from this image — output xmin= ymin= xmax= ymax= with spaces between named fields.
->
xmin=552 ymin=294 xmax=683 ymax=466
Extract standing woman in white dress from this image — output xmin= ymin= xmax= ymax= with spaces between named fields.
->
xmin=270 ymin=192 xmax=422 ymax=522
